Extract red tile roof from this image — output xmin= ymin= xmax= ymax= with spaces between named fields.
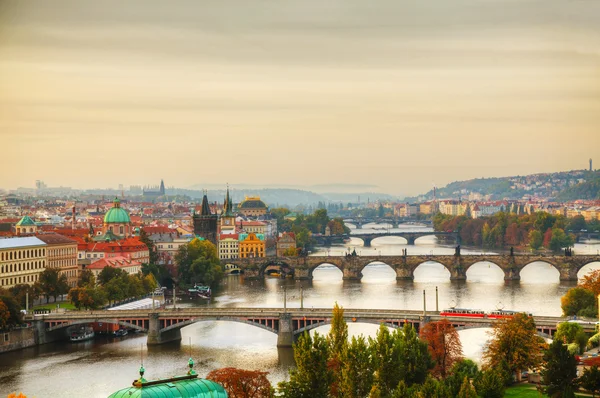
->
xmin=87 ymin=256 xmax=141 ymax=270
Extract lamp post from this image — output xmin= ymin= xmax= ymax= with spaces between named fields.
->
xmin=300 ymin=285 xmax=304 ymax=310
xmin=283 ymin=285 xmax=287 ymax=313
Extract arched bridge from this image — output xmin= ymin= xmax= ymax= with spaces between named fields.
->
xmin=29 ymin=308 xmax=574 ymax=347
xmin=223 ymin=254 xmax=600 ymax=281
xmin=314 ymin=231 xmax=456 ymax=247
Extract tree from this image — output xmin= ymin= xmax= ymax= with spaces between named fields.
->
xmin=328 ymin=302 xmax=347 ymax=396
xmin=9 ymin=283 xmax=41 ymax=309
xmin=0 ymin=294 xmax=23 ymax=326
xmin=473 ymin=369 xmax=505 ymax=398
xmin=482 ymin=313 xmax=541 ymax=382
xmin=567 ymin=215 xmax=587 ymax=232
xmin=457 ymin=376 xmax=477 ymax=398
xmin=528 ymin=230 xmax=543 ymax=250
xmin=340 ymin=335 xmax=374 ymax=398
xmin=0 ymin=299 xmax=10 ymax=330
xmin=176 ymin=238 xmax=223 ymax=288
xmin=445 ymin=359 xmax=480 ymax=396
xmin=561 ymin=287 xmax=597 ymax=317
xmin=278 ymin=332 xmax=332 ymax=398
xmin=206 ymin=368 xmax=273 ymax=398
xmin=282 ymin=247 xmax=298 ymax=257
xmin=420 ymin=319 xmax=463 ymax=379
xmin=580 ymin=365 xmax=600 ymax=397
xmin=78 ymin=269 xmax=95 ymax=288
xmin=415 ymin=375 xmax=452 ymax=397
xmin=581 ymin=269 xmax=600 ymax=296
xmin=543 ymin=228 xmax=553 ymax=249
xmin=540 ymin=340 xmax=578 ymax=398
xmin=38 ymin=268 xmax=69 ymax=303
xmin=555 ymin=322 xmax=588 ymax=354
xmin=97 ymin=266 xmax=128 ymax=286
xmin=549 ymin=228 xmax=574 ymax=252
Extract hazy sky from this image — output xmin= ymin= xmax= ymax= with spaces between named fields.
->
xmin=1 ymin=0 xmax=599 ymax=196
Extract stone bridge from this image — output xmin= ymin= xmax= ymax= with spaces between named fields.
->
xmin=314 ymin=231 xmax=457 ymax=247
xmin=223 ymin=254 xmax=600 ymax=281
xmin=28 ymin=308 xmax=573 ymax=347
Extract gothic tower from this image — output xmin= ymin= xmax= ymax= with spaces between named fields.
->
xmin=193 ymin=192 xmax=218 ymax=245
xmin=220 ymin=185 xmax=236 ymax=232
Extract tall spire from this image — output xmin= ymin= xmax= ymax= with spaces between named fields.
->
xmin=159 ymin=179 xmax=165 ymax=195
xmin=200 ymin=190 xmax=211 ymax=216
xmin=224 ymin=184 xmax=233 ymax=216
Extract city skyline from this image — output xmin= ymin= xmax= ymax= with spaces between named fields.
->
xmin=1 ymin=0 xmax=600 ymax=196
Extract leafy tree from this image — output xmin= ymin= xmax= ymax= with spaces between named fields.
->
xmin=473 ymin=368 xmax=505 ymax=398
xmin=540 ymin=340 xmax=578 ymax=398
xmin=176 ymin=238 xmax=223 ymax=288
xmin=278 ymin=332 xmax=332 ymax=398
xmin=555 ymin=322 xmax=588 ymax=354
xmin=340 ymin=335 xmax=374 ymax=398
xmin=70 ymin=286 xmax=106 ymax=310
xmin=0 ymin=294 xmax=23 ymax=326
xmin=328 ymin=302 xmax=347 ymax=396
xmin=483 ymin=313 xmax=541 ymax=382
xmin=567 ymin=215 xmax=587 ymax=232
xmin=206 ymin=368 xmax=273 ymax=398
xmin=415 ymin=375 xmax=452 ymax=397
xmin=561 ymin=287 xmax=597 ymax=317
xmin=78 ymin=269 xmax=95 ymax=288
xmin=549 ymin=228 xmax=574 ymax=252
xmin=580 ymin=365 xmax=600 ymax=397
xmin=9 ymin=283 xmax=41 ymax=309
xmin=282 ymin=247 xmax=298 ymax=257
xmin=419 ymin=319 xmax=463 ymax=378
xmin=581 ymin=269 xmax=600 ymax=296
xmin=38 ymin=268 xmax=69 ymax=303
xmin=457 ymin=376 xmax=477 ymax=398
xmin=445 ymin=359 xmax=479 ymax=396
xmin=0 ymin=299 xmax=10 ymax=330
xmin=543 ymin=228 xmax=553 ymax=249
xmin=142 ymin=262 xmax=173 ymax=288
xmin=528 ymin=229 xmax=543 ymax=250
xmin=97 ymin=266 xmax=127 ymax=286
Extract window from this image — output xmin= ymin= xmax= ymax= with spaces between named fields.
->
xmin=120 ymin=226 xmax=124 ymax=235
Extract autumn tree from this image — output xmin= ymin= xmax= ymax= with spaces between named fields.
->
xmin=206 ymin=368 xmax=273 ymax=398
xmin=528 ymin=230 xmax=543 ymax=250
xmin=581 ymin=269 xmax=600 ymax=296
xmin=540 ymin=340 xmax=578 ymax=398
xmin=0 ymin=299 xmax=10 ymax=330
xmin=482 ymin=313 xmax=541 ymax=382
xmin=77 ymin=269 xmax=95 ymax=288
xmin=8 ymin=394 xmax=28 ymax=398
xmin=561 ymin=287 xmax=597 ymax=318
xmin=420 ymin=319 xmax=463 ymax=378
xmin=282 ymin=247 xmax=298 ymax=257
xmin=328 ymin=302 xmax=347 ymax=396
xmin=0 ymin=294 xmax=23 ymax=326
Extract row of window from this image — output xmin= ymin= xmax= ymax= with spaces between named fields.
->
xmin=50 ymin=247 xmax=76 ymax=256
xmin=0 ymin=248 xmax=46 ymax=262
xmin=0 ymin=273 xmax=40 ymax=286
xmin=0 ymin=261 xmax=45 ymax=274
xmin=49 ymin=259 xmax=76 ymax=268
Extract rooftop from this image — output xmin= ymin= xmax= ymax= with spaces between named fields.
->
xmin=36 ymin=233 xmax=77 ymax=245
xmin=0 ymin=236 xmax=46 ymax=250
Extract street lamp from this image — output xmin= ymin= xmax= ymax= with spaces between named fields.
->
xmin=282 ymin=285 xmax=287 ymax=313
xmin=300 ymin=285 xmax=304 ymax=310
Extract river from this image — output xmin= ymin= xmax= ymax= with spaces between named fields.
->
xmin=2 ymin=223 xmax=600 ymax=397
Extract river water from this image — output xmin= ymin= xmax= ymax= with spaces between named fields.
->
xmin=2 ymin=223 xmax=600 ymax=397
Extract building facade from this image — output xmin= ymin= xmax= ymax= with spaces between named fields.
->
xmin=238 ymin=233 xmax=265 ymax=258
xmin=86 ymin=256 xmax=142 ymax=278
xmin=15 ymin=215 xmax=37 ymax=236
xmin=36 ymin=233 xmax=79 ymax=287
xmin=193 ymin=194 xmax=218 ymax=245
xmin=238 ymin=196 xmax=268 ymax=217
xmin=0 ymin=237 xmax=47 ymax=289
xmin=218 ymin=234 xmax=239 ymax=260
xmin=276 ymin=232 xmax=296 ymax=257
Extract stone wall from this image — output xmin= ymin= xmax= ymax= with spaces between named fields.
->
xmin=0 ymin=327 xmax=36 ymax=354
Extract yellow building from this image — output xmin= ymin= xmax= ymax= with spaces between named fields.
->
xmin=36 ymin=233 xmax=79 ymax=287
xmin=239 ymin=233 xmax=265 ymax=258
xmin=0 ymin=237 xmax=47 ymax=289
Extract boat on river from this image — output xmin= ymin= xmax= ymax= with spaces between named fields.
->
xmin=70 ymin=326 xmax=95 ymax=342
xmin=188 ymin=284 xmax=211 ymax=299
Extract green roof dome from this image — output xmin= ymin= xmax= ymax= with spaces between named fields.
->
xmin=238 ymin=196 xmax=267 ymax=209
xmin=104 ymin=197 xmax=131 ymax=224
xmin=16 ymin=215 xmax=36 ymax=226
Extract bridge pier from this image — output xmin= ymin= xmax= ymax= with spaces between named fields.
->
xmin=363 ymin=237 xmax=372 ymax=247
xmin=503 ymin=268 xmax=521 ymax=281
xmin=395 ymin=267 xmax=414 ymax=281
xmin=449 ymin=265 xmax=467 ymax=281
xmin=558 ymin=266 xmax=579 ymax=282
xmin=147 ymin=313 xmax=182 ymax=346
xmin=277 ymin=313 xmax=295 ymax=347
xmin=406 ymin=235 xmax=416 ymax=245
xmin=294 ymin=267 xmax=312 ymax=281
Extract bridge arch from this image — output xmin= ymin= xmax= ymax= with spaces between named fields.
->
xmin=257 ymin=260 xmax=295 ymax=279
xmin=454 ymin=324 xmax=552 ymax=340
xmin=223 ymin=263 xmax=242 ymax=275
xmin=160 ymin=317 xmax=278 ymax=335
xmin=358 ymin=260 xmax=397 ymax=280
xmin=464 ymin=261 xmax=506 ymax=282
xmin=520 ymin=261 xmax=560 ymax=283
xmin=577 ymin=261 xmax=600 ymax=279
xmin=294 ymin=319 xmax=416 ymax=336
xmin=46 ymin=319 xmax=147 ymax=332
xmin=369 ymin=236 xmax=408 ymax=246
xmin=413 ymin=261 xmax=452 ymax=280
xmin=309 ymin=262 xmax=344 ymax=279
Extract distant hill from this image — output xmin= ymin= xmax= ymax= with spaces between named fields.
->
xmin=405 ymin=169 xmax=599 ymax=202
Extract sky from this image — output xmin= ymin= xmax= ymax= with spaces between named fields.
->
xmin=0 ymin=0 xmax=599 ymax=196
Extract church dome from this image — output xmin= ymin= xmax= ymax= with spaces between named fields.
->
xmin=104 ymin=198 xmax=131 ymax=224
xmin=238 ymin=196 xmax=267 ymax=210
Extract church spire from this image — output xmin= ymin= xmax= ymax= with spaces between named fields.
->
xmin=200 ymin=190 xmax=211 ymax=216
xmin=224 ymin=184 xmax=233 ymax=216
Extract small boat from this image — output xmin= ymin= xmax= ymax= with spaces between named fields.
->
xmin=70 ymin=327 xmax=95 ymax=342
xmin=114 ymin=329 xmax=128 ymax=337
xmin=188 ymin=284 xmax=211 ymax=299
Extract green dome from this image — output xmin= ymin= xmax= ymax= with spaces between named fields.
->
xmin=107 ymin=376 xmax=228 ymax=398
xmin=104 ymin=197 xmax=131 ymax=224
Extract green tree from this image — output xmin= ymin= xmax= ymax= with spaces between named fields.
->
xmin=415 ymin=375 xmax=452 ymax=397
xmin=540 ymin=340 xmax=578 ymax=398
xmin=561 ymin=287 xmax=597 ymax=317
xmin=555 ymin=322 xmax=588 ymax=354
xmin=78 ymin=269 xmax=95 ymax=288
xmin=38 ymin=268 xmax=69 ymax=303
xmin=278 ymin=332 xmax=332 ymax=398
xmin=457 ymin=376 xmax=477 ymax=398
xmin=176 ymin=238 xmax=223 ymax=288
xmin=97 ymin=266 xmax=127 ymax=286
xmin=483 ymin=313 xmax=541 ymax=382
xmin=528 ymin=229 xmax=543 ymax=250
xmin=445 ymin=359 xmax=480 ymax=396
xmin=340 ymin=335 xmax=374 ymax=398
xmin=473 ymin=369 xmax=505 ymax=398
xmin=549 ymin=228 xmax=574 ymax=253
xmin=580 ymin=365 xmax=600 ymax=397
xmin=0 ymin=294 xmax=23 ymax=326
xmin=9 ymin=283 xmax=41 ymax=309
xmin=567 ymin=215 xmax=587 ymax=232
xmin=328 ymin=303 xmax=347 ymax=396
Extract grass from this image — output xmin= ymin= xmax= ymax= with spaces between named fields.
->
xmin=504 ymin=384 xmax=588 ymax=397
xmin=32 ymin=302 xmax=77 ymax=311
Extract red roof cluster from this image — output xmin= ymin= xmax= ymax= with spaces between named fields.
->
xmin=87 ymin=256 xmax=141 ymax=270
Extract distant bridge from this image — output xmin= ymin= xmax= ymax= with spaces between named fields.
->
xmin=343 ymin=219 xmax=433 ymax=229
xmin=29 ymin=307 xmax=575 ymax=347
xmin=223 ymin=254 xmax=600 ymax=282
xmin=314 ymin=231 xmax=458 ymax=247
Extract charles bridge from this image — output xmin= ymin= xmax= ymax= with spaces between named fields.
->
xmin=28 ymin=307 xmax=578 ymax=347
xmin=224 ymin=254 xmax=600 ymax=282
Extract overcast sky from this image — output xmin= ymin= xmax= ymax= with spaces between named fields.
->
xmin=1 ymin=0 xmax=599 ymax=196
